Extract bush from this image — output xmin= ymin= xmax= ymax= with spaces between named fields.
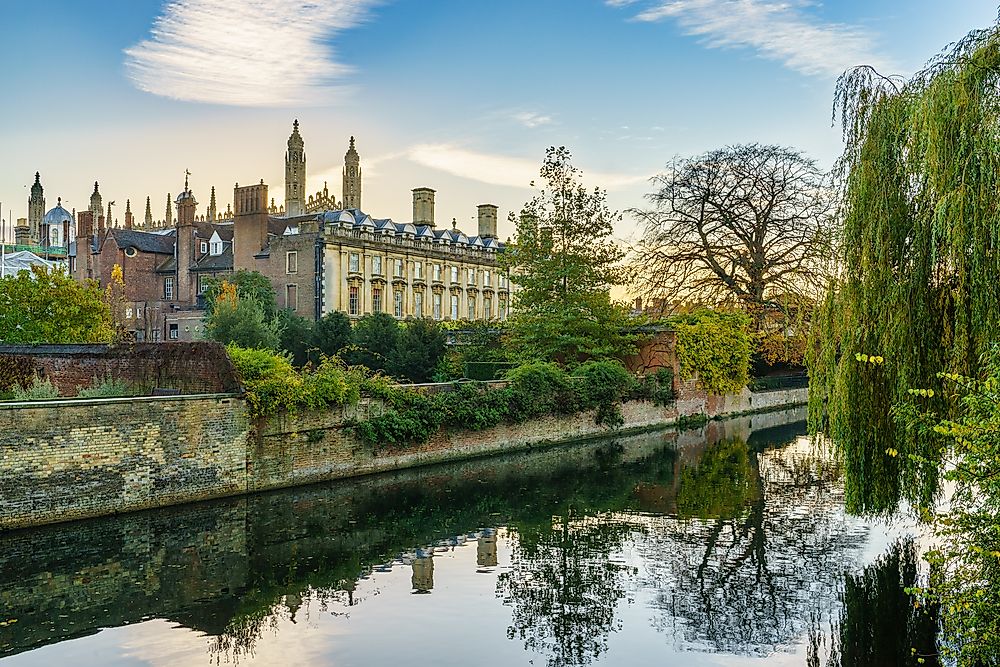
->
xmin=390 ymin=319 xmax=447 ymax=383
xmin=346 ymin=313 xmax=399 ymax=372
xmin=573 ymin=360 xmax=637 ymax=408
xmin=303 ymin=357 xmax=360 ymax=409
xmin=12 ymin=376 xmax=60 ymax=401
xmin=442 ymin=383 xmax=509 ymax=431
xmin=228 ymin=345 xmax=307 ymax=418
xmin=77 ymin=374 xmax=131 ymax=399
xmin=506 ymin=362 xmax=576 ymax=419
xmin=669 ymin=310 xmax=752 ymax=395
xmin=634 ymin=367 xmax=676 ymax=406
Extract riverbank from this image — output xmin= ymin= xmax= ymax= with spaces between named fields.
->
xmin=0 ymin=387 xmax=807 ymax=530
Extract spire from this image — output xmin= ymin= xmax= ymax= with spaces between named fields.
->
xmin=285 ymin=119 xmax=306 ymax=216
xmin=184 ymin=169 xmax=190 ymax=193
xmin=343 ymin=135 xmax=362 ymax=209
xmin=93 ymin=181 xmax=99 ymax=194
xmin=349 ymin=135 xmax=356 ymax=150
xmin=208 ymin=186 xmax=218 ymax=220
xmin=144 ymin=196 xmax=153 ymax=228
xmin=165 ymin=193 xmax=173 ymax=227
xmin=34 ymin=172 xmax=40 ymax=185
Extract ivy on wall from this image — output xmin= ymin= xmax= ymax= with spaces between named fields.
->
xmin=669 ymin=310 xmax=752 ymax=395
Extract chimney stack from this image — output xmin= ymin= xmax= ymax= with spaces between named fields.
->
xmin=233 ymin=180 xmax=270 ymax=270
xmin=14 ymin=219 xmax=29 ymax=245
xmin=477 ymin=204 xmax=498 ymax=239
xmin=412 ymin=187 xmax=436 ymax=227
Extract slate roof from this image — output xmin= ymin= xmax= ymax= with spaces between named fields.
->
xmin=110 ymin=228 xmax=176 ymax=255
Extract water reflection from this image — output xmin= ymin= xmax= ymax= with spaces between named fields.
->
xmin=0 ymin=407 xmax=927 ymax=666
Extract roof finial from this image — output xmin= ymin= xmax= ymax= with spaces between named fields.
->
xmin=349 ymin=135 xmax=355 ymax=150
xmin=34 ymin=172 xmax=40 ymax=184
xmin=93 ymin=181 xmax=99 ymax=194
xmin=184 ymin=169 xmax=190 ymax=192
xmin=294 ymin=118 xmax=299 ymax=131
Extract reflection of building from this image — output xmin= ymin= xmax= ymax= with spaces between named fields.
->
xmin=477 ymin=529 xmax=498 ymax=568
xmin=411 ymin=551 xmax=434 ymax=593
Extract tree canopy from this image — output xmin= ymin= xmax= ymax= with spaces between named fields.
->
xmin=0 ymin=266 xmax=113 ymax=344
xmin=501 ymin=146 xmax=638 ymax=364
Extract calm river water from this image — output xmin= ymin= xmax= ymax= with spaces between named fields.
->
xmin=0 ymin=407 xmax=937 ymax=666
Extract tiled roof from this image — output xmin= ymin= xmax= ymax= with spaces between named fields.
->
xmin=110 ymin=228 xmax=175 ymax=255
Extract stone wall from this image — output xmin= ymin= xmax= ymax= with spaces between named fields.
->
xmin=0 ymin=384 xmax=807 ymax=530
xmin=0 ymin=394 xmax=249 ymax=530
xmin=0 ymin=342 xmax=242 ymax=395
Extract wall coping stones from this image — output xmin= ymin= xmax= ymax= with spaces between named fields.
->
xmin=0 ymin=392 xmax=241 ymax=411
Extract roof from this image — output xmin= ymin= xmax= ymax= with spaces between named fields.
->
xmin=192 ymin=245 xmax=234 ymax=272
xmin=109 ymin=228 xmax=176 ymax=255
xmin=0 ymin=251 xmax=63 ymax=277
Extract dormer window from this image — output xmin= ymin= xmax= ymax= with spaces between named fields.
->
xmin=210 ymin=241 xmax=223 ymax=256
xmin=200 ymin=241 xmax=208 ymax=254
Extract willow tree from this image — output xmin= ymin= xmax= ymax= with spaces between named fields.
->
xmin=809 ymin=27 xmax=1000 ymax=511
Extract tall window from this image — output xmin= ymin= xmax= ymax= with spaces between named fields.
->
xmin=484 ymin=296 xmax=492 ymax=319
xmin=433 ymin=293 xmax=442 ymax=320
xmin=349 ymin=285 xmax=359 ymax=315
xmin=467 ymin=268 xmax=476 ymax=285
xmin=197 ymin=274 xmax=208 ymax=294
xmin=450 ymin=266 xmax=459 ymax=283
xmin=484 ymin=270 xmax=492 ymax=287
xmin=415 ymin=261 xmax=423 ymax=279
xmin=468 ymin=296 xmax=476 ymax=320
xmin=373 ymin=256 xmax=383 ymax=275
xmin=164 ymin=276 xmax=174 ymax=300
xmin=394 ymin=259 xmax=404 ymax=277
xmin=286 ymin=284 xmax=298 ymax=310
xmin=415 ymin=292 xmax=424 ymax=318
xmin=349 ymin=253 xmax=360 ymax=272
xmin=372 ymin=287 xmax=383 ymax=312
xmin=286 ymin=251 xmax=298 ymax=274
xmin=168 ymin=323 xmax=178 ymax=340
xmin=433 ymin=263 xmax=442 ymax=281
xmin=450 ymin=294 xmax=459 ymax=320
xmin=499 ymin=300 xmax=507 ymax=320
xmin=394 ymin=290 xmax=403 ymax=318
xmin=499 ymin=273 xmax=507 ymax=289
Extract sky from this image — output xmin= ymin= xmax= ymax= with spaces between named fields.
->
xmin=0 ymin=0 xmax=997 ymax=244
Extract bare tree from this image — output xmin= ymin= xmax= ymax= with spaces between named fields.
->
xmin=630 ymin=144 xmax=835 ymax=316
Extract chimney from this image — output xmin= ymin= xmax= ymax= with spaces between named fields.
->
xmin=75 ymin=211 xmax=95 ymax=281
xmin=14 ymin=219 xmax=29 ymax=245
xmin=412 ymin=187 xmax=436 ymax=227
xmin=175 ymin=184 xmax=198 ymax=305
xmin=233 ymin=180 xmax=269 ymax=270
xmin=477 ymin=204 xmax=498 ymax=239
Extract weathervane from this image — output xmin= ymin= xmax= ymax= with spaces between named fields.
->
xmin=184 ymin=169 xmax=191 ymax=191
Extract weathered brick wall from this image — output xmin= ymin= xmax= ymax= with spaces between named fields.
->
xmin=0 ymin=394 xmax=249 ymax=530
xmin=0 ymin=342 xmax=242 ymax=395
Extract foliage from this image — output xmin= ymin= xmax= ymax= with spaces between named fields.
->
xmin=894 ymin=346 xmax=1000 ymax=666
xmin=302 ymin=356 xmax=360 ymax=409
xmin=669 ymin=310 xmax=752 ymax=395
xmin=633 ymin=367 xmax=676 ymax=407
xmin=501 ymin=146 xmax=639 ymax=364
xmin=312 ymin=311 xmax=352 ymax=361
xmin=345 ymin=313 xmax=399 ymax=373
xmin=505 ymin=361 xmax=578 ymax=419
xmin=104 ymin=264 xmax=130 ymax=343
xmin=630 ymin=144 xmax=835 ymax=313
xmin=12 ymin=376 xmax=60 ymax=401
xmin=76 ymin=373 xmax=132 ymax=399
xmin=389 ymin=319 xmax=447 ymax=384
xmin=277 ymin=309 xmax=314 ymax=367
xmin=0 ymin=266 xmax=113 ymax=344
xmin=203 ymin=270 xmax=278 ymax=319
xmin=227 ymin=345 xmax=304 ymax=417
xmin=205 ymin=283 xmax=282 ymax=351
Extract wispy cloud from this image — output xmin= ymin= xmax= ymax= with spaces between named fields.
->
xmin=125 ymin=0 xmax=378 ymax=107
xmin=407 ymin=144 xmax=649 ymax=190
xmin=512 ymin=111 xmax=554 ymax=128
xmin=607 ymin=0 xmax=893 ymax=78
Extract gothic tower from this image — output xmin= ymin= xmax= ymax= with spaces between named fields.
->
xmin=144 ymin=196 xmax=153 ymax=228
xmin=124 ymin=199 xmax=133 ymax=230
xmin=89 ymin=182 xmax=103 ymax=221
xmin=208 ymin=186 xmax=218 ymax=221
xmin=27 ymin=172 xmax=45 ymax=243
xmin=284 ymin=119 xmax=306 ymax=217
xmin=165 ymin=193 xmax=173 ymax=227
xmin=343 ymin=136 xmax=361 ymax=210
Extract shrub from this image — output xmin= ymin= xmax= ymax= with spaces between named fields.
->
xmin=573 ymin=360 xmax=636 ymax=408
xmin=390 ymin=319 xmax=447 ymax=383
xmin=13 ymin=376 xmax=60 ymax=401
xmin=442 ymin=383 xmax=509 ymax=431
xmin=505 ymin=362 xmax=575 ymax=419
xmin=669 ymin=310 xmax=752 ymax=395
xmin=228 ymin=345 xmax=306 ymax=418
xmin=634 ymin=367 xmax=676 ymax=406
xmin=303 ymin=357 xmax=360 ymax=409
xmin=77 ymin=374 xmax=131 ymax=399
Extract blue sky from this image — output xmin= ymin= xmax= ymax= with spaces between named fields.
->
xmin=0 ymin=0 xmax=997 ymax=242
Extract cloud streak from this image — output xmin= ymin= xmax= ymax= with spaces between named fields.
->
xmin=608 ymin=0 xmax=893 ymax=78
xmin=407 ymin=144 xmax=650 ymax=190
xmin=125 ymin=0 xmax=378 ymax=107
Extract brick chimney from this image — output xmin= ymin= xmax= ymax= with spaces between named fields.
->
xmin=233 ymin=180 xmax=269 ymax=270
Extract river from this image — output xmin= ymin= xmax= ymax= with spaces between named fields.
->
xmin=0 ymin=406 xmax=937 ymax=666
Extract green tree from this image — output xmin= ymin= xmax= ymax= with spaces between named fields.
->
xmin=277 ymin=309 xmax=314 ymax=367
xmin=312 ymin=311 xmax=352 ymax=361
xmin=346 ymin=313 xmax=399 ymax=372
xmin=205 ymin=282 xmax=281 ymax=350
xmin=0 ymin=266 xmax=113 ymax=343
xmin=203 ymin=270 xmax=278 ymax=319
xmin=501 ymin=146 xmax=638 ymax=364
xmin=389 ymin=319 xmax=447 ymax=383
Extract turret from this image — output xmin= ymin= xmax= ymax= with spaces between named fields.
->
xmin=284 ymin=119 xmax=306 ymax=216
xmin=342 ymin=136 xmax=361 ymax=209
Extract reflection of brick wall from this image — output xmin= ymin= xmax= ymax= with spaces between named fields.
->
xmin=0 ymin=342 xmax=241 ymax=395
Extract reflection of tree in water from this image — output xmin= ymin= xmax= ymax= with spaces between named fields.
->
xmin=498 ymin=512 xmax=642 ymax=667
xmin=809 ymin=538 xmax=939 ymax=667
xmin=641 ymin=436 xmax=870 ymax=656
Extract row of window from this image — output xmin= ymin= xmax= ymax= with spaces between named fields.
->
xmin=347 ymin=285 xmax=507 ymax=320
xmin=164 ymin=275 xmax=214 ymax=299
xmin=344 ymin=251 xmax=508 ymax=288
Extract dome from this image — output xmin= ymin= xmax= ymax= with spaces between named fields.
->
xmin=43 ymin=199 xmax=73 ymax=227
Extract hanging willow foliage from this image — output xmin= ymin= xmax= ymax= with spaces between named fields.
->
xmin=809 ymin=22 xmax=1000 ymax=515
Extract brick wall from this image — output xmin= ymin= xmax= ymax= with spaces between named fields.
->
xmin=0 ymin=394 xmax=249 ymax=530
xmin=0 ymin=342 xmax=242 ymax=395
